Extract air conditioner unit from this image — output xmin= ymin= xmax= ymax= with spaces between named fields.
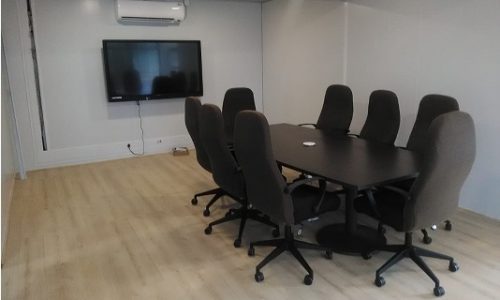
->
xmin=116 ymin=0 xmax=186 ymax=25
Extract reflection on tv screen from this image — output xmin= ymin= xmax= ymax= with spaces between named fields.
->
xmin=103 ymin=40 xmax=203 ymax=102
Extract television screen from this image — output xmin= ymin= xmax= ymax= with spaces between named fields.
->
xmin=102 ymin=40 xmax=203 ymax=102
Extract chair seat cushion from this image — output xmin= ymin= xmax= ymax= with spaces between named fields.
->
xmin=354 ymin=189 xmax=407 ymax=231
xmin=291 ymin=185 xmax=341 ymax=223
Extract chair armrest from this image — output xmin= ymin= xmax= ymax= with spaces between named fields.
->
xmin=364 ymin=189 xmax=381 ymax=217
xmin=361 ymin=186 xmax=409 ymax=218
xmin=297 ymin=123 xmax=318 ymax=128
xmin=313 ymin=179 xmax=328 ymax=213
xmin=286 ymin=177 xmax=329 ymax=214
xmin=378 ymin=185 xmax=410 ymax=199
xmin=284 ymin=176 xmax=323 ymax=194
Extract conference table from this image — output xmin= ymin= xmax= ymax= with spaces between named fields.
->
xmin=269 ymin=123 xmax=420 ymax=255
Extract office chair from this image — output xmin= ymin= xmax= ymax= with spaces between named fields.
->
xmin=358 ymin=90 xmax=400 ymax=144
xmin=360 ymin=94 xmax=460 ymax=242
xmin=347 ymin=90 xmax=401 ymax=238
xmin=222 ymin=87 xmax=256 ymax=145
xmin=407 ymin=95 xmax=460 ymax=152
xmin=354 ymin=111 xmax=475 ymax=297
xmin=296 ymin=84 xmax=353 ymax=186
xmin=199 ymin=104 xmax=278 ymax=247
xmin=234 ymin=111 xmax=341 ymax=285
xmin=396 ymin=95 xmax=460 ymax=243
xmin=324 ymin=89 xmax=400 ymax=215
xmin=185 ymin=97 xmax=226 ymax=212
xmin=299 ymin=84 xmax=353 ymax=136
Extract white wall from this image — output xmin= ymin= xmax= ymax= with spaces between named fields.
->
xmin=4 ymin=0 xmax=500 ymax=219
xmin=2 ymin=0 xmax=38 ymax=172
xmin=345 ymin=0 xmax=500 ymax=219
xmin=3 ymin=0 xmax=263 ymax=170
xmin=261 ymin=0 xmax=500 ymax=219
xmin=262 ymin=0 xmax=346 ymax=124
xmin=1 ymin=43 xmax=20 ymax=258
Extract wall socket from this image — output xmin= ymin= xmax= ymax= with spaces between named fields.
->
xmin=172 ymin=147 xmax=189 ymax=156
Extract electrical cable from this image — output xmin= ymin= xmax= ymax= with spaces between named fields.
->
xmin=127 ymin=101 xmax=145 ymax=156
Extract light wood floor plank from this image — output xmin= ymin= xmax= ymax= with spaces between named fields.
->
xmin=2 ymin=153 xmax=500 ymax=299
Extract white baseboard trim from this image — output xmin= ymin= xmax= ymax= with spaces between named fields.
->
xmin=32 ymin=134 xmax=193 ymax=170
xmin=459 ymin=203 xmax=500 ymax=222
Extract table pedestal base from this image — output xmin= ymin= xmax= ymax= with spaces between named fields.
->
xmin=316 ymin=224 xmax=386 ymax=256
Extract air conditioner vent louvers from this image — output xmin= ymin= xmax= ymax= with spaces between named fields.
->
xmin=116 ymin=0 xmax=185 ymax=25
xmin=121 ymin=17 xmax=175 ymax=20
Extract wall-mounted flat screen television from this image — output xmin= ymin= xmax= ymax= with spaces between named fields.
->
xmin=102 ymin=40 xmax=203 ymax=102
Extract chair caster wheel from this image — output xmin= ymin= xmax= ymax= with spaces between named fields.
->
xmin=325 ymin=249 xmax=333 ymax=260
xmin=434 ymin=286 xmax=445 ymax=297
xmin=445 ymin=222 xmax=452 ymax=231
xmin=248 ymin=246 xmax=255 ymax=257
xmin=191 ymin=198 xmax=198 ymax=205
xmin=374 ymin=276 xmax=385 ymax=287
xmin=449 ymin=261 xmax=459 ymax=272
xmin=272 ymin=228 xmax=280 ymax=238
xmin=204 ymin=226 xmax=212 ymax=235
xmin=255 ymin=271 xmax=264 ymax=282
xmin=203 ymin=209 xmax=210 ymax=217
xmin=362 ymin=252 xmax=372 ymax=260
xmin=234 ymin=239 xmax=242 ymax=248
xmin=423 ymin=236 xmax=433 ymax=244
xmin=303 ymin=274 xmax=313 ymax=285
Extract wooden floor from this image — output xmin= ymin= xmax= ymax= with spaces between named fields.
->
xmin=2 ymin=153 xmax=500 ymax=299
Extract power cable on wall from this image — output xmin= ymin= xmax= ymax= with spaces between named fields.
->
xmin=127 ymin=101 xmax=145 ymax=156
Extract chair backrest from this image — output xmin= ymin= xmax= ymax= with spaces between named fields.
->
xmin=234 ymin=111 xmax=294 ymax=225
xmin=184 ymin=97 xmax=211 ymax=172
xmin=316 ymin=84 xmax=353 ymax=135
xmin=406 ymin=111 xmax=476 ymax=231
xmin=406 ymin=94 xmax=459 ymax=152
xmin=359 ymin=90 xmax=400 ymax=145
xmin=199 ymin=104 xmax=245 ymax=199
xmin=222 ymin=87 xmax=256 ymax=143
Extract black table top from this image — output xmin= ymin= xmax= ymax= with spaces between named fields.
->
xmin=270 ymin=124 xmax=420 ymax=190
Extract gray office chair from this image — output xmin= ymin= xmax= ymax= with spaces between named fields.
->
xmin=350 ymin=90 xmax=401 ymax=239
xmin=359 ymin=90 xmax=400 ymax=144
xmin=355 ymin=111 xmax=475 ymax=297
xmin=396 ymin=94 xmax=460 ymax=243
xmin=234 ymin=111 xmax=341 ymax=285
xmin=296 ymin=84 xmax=353 ymax=184
xmin=199 ymin=104 xmax=278 ymax=247
xmin=185 ymin=97 xmax=226 ymax=212
xmin=299 ymin=84 xmax=353 ymax=135
xmin=407 ymin=94 xmax=460 ymax=152
xmin=222 ymin=87 xmax=256 ymax=145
